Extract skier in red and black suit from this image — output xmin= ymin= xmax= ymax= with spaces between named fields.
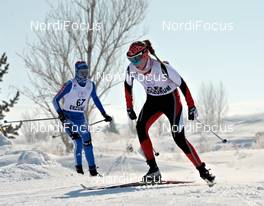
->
xmin=124 ymin=40 xmax=215 ymax=184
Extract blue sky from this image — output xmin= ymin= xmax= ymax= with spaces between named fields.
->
xmin=1 ymin=0 xmax=264 ymax=120
xmin=144 ymin=0 xmax=264 ymax=102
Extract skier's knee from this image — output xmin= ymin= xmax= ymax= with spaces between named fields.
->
xmin=136 ymin=121 xmax=144 ymax=132
xmin=136 ymin=121 xmax=148 ymax=142
xmin=173 ymin=129 xmax=190 ymax=154
xmin=82 ymin=132 xmax=92 ymax=147
xmin=136 ymin=121 xmax=146 ymax=134
xmin=83 ymin=139 xmax=92 ymax=147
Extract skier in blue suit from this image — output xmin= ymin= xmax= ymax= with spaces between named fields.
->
xmin=53 ymin=61 xmax=112 ymax=176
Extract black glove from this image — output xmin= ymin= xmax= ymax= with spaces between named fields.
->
xmin=102 ymin=112 xmax=112 ymax=122
xmin=71 ymin=132 xmax=80 ymax=140
xmin=188 ymin=106 xmax=198 ymax=120
xmin=127 ymin=108 xmax=137 ymax=120
xmin=58 ymin=111 xmax=68 ymax=123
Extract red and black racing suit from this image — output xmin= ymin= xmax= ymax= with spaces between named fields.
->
xmin=124 ymin=58 xmax=202 ymax=168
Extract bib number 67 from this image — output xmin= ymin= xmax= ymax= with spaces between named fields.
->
xmin=76 ymin=99 xmax=85 ymax=106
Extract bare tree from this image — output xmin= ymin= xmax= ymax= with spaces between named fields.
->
xmin=20 ymin=0 xmax=147 ymax=151
xmin=215 ymin=82 xmax=228 ymax=129
xmin=197 ymin=82 xmax=216 ymax=125
xmin=197 ymin=82 xmax=228 ymax=130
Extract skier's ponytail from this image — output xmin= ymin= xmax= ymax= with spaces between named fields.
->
xmin=143 ymin=39 xmax=162 ymax=63
xmin=143 ymin=39 xmax=168 ymax=77
xmin=143 ymin=40 xmax=155 ymax=55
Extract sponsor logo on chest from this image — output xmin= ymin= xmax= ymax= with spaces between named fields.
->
xmin=146 ymin=85 xmax=172 ymax=95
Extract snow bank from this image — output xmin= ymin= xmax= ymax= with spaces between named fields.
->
xmin=0 ymin=163 xmax=52 ymax=181
xmin=17 ymin=150 xmax=52 ymax=165
xmin=0 ymin=150 xmax=61 ymax=182
xmin=0 ymin=134 xmax=12 ymax=146
xmin=0 ymin=134 xmax=12 ymax=155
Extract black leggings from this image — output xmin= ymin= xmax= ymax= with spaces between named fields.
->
xmin=136 ymin=89 xmax=202 ymax=167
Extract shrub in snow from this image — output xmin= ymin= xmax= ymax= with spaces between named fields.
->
xmin=0 ymin=134 xmax=12 ymax=146
xmin=255 ymin=132 xmax=264 ymax=149
xmin=17 ymin=150 xmax=52 ymax=165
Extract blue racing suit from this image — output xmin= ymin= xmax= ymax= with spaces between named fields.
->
xmin=52 ymin=78 xmax=106 ymax=169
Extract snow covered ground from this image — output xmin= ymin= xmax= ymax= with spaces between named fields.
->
xmin=0 ymin=114 xmax=264 ymax=206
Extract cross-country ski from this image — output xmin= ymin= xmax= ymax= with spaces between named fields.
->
xmin=80 ymin=180 xmax=195 ymax=190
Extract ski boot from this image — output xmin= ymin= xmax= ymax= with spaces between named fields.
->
xmin=89 ymin=165 xmax=101 ymax=177
xmin=142 ymin=159 xmax=162 ymax=184
xmin=196 ymin=162 xmax=215 ymax=186
xmin=75 ymin=165 xmax=84 ymax=175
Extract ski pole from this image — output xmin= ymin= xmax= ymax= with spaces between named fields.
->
xmin=89 ymin=119 xmax=106 ymax=126
xmin=3 ymin=117 xmax=58 ymax=124
xmin=196 ymin=119 xmax=227 ymax=143
xmin=4 ymin=118 xmax=107 ymax=125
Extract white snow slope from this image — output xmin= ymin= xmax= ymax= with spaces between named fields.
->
xmin=0 ymin=145 xmax=263 ymax=205
xmin=0 ymin=115 xmax=264 ymax=206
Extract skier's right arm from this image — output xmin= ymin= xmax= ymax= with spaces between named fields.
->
xmin=124 ymin=66 xmax=137 ymax=120
xmin=52 ymin=80 xmax=72 ymax=113
xmin=124 ymin=66 xmax=134 ymax=109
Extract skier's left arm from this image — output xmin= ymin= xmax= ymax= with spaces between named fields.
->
xmin=91 ymin=82 xmax=112 ymax=122
xmin=165 ymin=63 xmax=197 ymax=120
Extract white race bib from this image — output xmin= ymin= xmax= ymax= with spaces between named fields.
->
xmin=63 ymin=79 xmax=93 ymax=113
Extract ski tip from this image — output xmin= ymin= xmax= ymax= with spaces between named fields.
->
xmin=80 ymin=184 xmax=90 ymax=190
xmin=80 ymin=184 xmax=86 ymax=189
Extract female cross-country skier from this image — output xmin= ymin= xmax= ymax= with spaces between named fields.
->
xmin=124 ymin=40 xmax=215 ymax=184
xmin=53 ymin=61 xmax=112 ymax=176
